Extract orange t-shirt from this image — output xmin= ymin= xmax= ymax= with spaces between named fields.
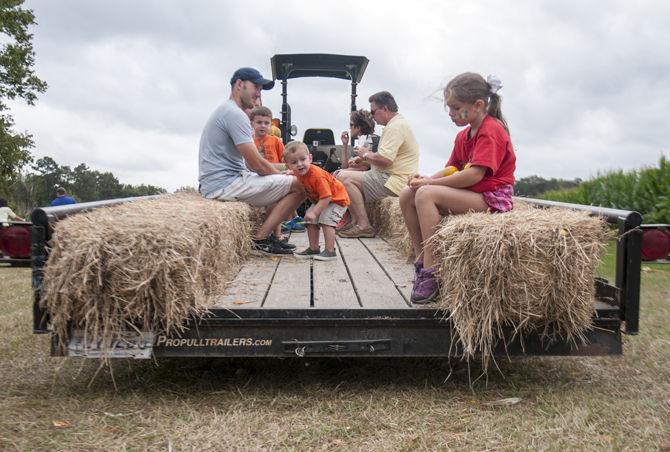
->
xmin=296 ymin=165 xmax=350 ymax=207
xmin=254 ymin=135 xmax=284 ymax=164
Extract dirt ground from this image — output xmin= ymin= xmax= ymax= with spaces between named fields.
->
xmin=0 ymin=263 xmax=668 ymax=451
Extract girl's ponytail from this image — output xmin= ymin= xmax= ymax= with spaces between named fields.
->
xmin=445 ymin=73 xmax=510 ymax=135
xmin=485 ymin=75 xmax=509 ymax=135
xmin=487 ymin=92 xmax=509 ymax=135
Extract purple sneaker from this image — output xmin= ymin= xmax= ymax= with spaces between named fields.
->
xmin=411 ymin=258 xmax=424 ymax=291
xmin=413 ymin=259 xmax=424 ymax=277
xmin=410 ymin=259 xmax=424 ymax=300
xmin=411 ymin=266 xmax=439 ymax=304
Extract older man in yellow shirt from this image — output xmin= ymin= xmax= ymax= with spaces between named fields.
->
xmin=336 ymin=91 xmax=420 ymax=238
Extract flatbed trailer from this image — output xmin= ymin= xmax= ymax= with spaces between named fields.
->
xmin=30 ymin=196 xmax=642 ymax=360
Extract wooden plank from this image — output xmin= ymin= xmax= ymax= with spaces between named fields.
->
xmin=263 ymin=233 xmax=311 ymax=308
xmin=359 ymin=237 xmax=414 ymax=303
xmin=336 ymin=237 xmax=410 ymax=308
xmin=312 ymin=238 xmax=360 ymax=308
xmin=286 ymin=229 xmax=310 ymax=254
xmin=213 ymin=255 xmax=278 ymax=309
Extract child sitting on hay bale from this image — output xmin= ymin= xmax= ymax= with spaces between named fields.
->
xmin=249 ymin=105 xmax=291 ymax=242
xmin=399 ymin=72 xmax=516 ymax=304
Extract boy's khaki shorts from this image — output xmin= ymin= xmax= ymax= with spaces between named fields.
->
xmin=305 ymin=203 xmax=348 ymax=227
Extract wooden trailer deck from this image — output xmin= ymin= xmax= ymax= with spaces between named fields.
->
xmin=32 ymin=196 xmax=638 ymax=358
xmin=213 ymin=233 xmax=418 ymax=310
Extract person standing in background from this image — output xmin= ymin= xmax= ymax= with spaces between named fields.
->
xmin=0 ymin=198 xmax=24 ymax=226
xmin=50 ymin=187 xmax=77 ymax=206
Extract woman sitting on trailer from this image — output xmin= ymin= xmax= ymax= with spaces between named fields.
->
xmin=339 ymin=109 xmax=377 ymax=171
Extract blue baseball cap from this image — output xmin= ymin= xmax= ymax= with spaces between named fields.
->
xmin=230 ymin=67 xmax=275 ymax=90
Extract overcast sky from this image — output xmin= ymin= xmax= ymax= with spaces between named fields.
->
xmin=8 ymin=0 xmax=670 ymax=192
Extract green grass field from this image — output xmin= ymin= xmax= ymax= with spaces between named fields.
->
xmin=0 ymin=255 xmax=668 ymax=450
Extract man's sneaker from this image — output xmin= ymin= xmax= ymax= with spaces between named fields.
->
xmin=294 ymin=247 xmax=321 ymax=259
xmin=252 ymin=238 xmax=294 ymax=256
xmin=411 ymin=266 xmax=439 ymax=304
xmin=313 ymin=249 xmax=337 ymax=261
xmin=270 ymin=234 xmax=296 ymax=250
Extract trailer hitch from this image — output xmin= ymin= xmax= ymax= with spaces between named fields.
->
xmin=283 ymin=339 xmax=391 ymax=356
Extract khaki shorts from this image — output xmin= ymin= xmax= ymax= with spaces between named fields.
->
xmin=210 ymin=171 xmax=293 ymax=207
xmin=305 ymin=202 xmax=348 ymax=227
xmin=363 ymin=169 xmax=396 ymax=202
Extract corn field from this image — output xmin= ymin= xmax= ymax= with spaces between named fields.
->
xmin=539 ymin=156 xmax=670 ymax=224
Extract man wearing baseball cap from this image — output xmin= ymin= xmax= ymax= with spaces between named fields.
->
xmin=198 ymin=67 xmax=306 ymax=256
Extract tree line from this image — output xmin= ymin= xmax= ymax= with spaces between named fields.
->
xmin=7 ymin=156 xmax=166 ymax=216
xmin=1 ymin=1 xmax=165 ymax=217
xmin=514 ymin=175 xmax=582 ymax=197
xmin=1 ymin=1 xmax=45 ymax=197
xmin=539 ymin=156 xmax=669 ymax=224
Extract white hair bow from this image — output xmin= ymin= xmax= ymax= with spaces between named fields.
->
xmin=487 ymin=75 xmax=503 ymax=94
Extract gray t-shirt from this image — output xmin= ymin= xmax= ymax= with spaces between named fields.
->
xmin=198 ymin=99 xmax=253 ymax=197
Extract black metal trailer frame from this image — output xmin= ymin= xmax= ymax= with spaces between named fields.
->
xmin=30 ymin=196 xmax=642 ymax=359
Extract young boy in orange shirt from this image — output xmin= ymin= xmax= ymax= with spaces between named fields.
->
xmin=248 ymin=106 xmax=299 ymax=241
xmin=283 ymin=141 xmax=350 ymax=261
xmin=250 ymin=106 xmax=285 ymax=167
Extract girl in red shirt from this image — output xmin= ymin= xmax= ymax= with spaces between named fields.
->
xmin=399 ymin=72 xmax=516 ymax=304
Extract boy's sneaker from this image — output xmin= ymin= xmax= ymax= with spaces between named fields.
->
xmin=282 ymin=216 xmax=306 ymax=233
xmin=294 ymin=247 xmax=321 ymax=259
xmin=270 ymin=234 xmax=296 ymax=250
xmin=252 ymin=238 xmax=294 ymax=256
xmin=313 ymin=249 xmax=337 ymax=261
xmin=411 ymin=267 xmax=439 ymax=304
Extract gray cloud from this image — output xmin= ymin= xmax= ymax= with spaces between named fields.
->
xmin=10 ymin=0 xmax=669 ymax=191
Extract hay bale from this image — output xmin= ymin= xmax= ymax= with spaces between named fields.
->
xmin=429 ymin=207 xmax=609 ymax=368
xmin=367 ymin=197 xmax=414 ymax=260
xmin=42 ymin=193 xmax=253 ymax=352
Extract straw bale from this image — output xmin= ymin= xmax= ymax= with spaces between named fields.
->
xmin=42 ymin=193 xmax=254 ymax=352
xmin=428 ymin=207 xmax=609 ymax=368
xmin=367 ymin=197 xmax=413 ymax=260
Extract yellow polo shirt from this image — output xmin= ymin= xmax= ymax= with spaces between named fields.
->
xmin=373 ymin=113 xmax=420 ymax=195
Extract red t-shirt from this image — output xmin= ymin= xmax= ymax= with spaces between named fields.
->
xmin=254 ymin=135 xmax=284 ymax=164
xmin=296 ymin=165 xmax=350 ymax=207
xmin=446 ymin=115 xmax=516 ymax=193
